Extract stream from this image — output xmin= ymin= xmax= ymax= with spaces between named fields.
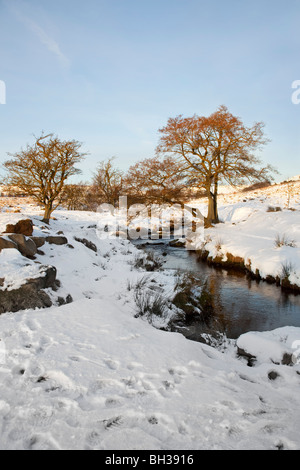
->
xmin=135 ymin=240 xmax=300 ymax=340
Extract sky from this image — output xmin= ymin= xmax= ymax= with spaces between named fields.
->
xmin=0 ymin=0 xmax=300 ymax=183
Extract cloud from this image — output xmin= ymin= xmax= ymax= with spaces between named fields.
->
xmin=4 ymin=0 xmax=70 ymax=69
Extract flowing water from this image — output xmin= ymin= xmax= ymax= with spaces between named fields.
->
xmin=136 ymin=240 xmax=300 ymax=340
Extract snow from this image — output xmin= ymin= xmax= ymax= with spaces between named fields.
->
xmin=189 ymin=180 xmax=300 ymax=287
xmin=0 ymin=249 xmax=45 ymax=291
xmin=1 ymin=190 xmax=300 ymax=450
xmin=237 ymin=327 xmax=300 ymax=365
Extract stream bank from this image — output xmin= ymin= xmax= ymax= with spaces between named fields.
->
xmin=135 ymin=239 xmax=300 ymax=340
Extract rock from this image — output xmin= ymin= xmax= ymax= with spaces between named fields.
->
xmin=237 ymin=332 xmax=294 ymax=366
xmin=57 ymin=294 xmax=73 ymax=306
xmin=27 ymin=266 xmax=57 ymax=290
xmin=265 ymin=275 xmax=276 ymax=284
xmin=30 ymin=236 xmax=46 ymax=248
xmin=268 ymin=370 xmax=280 ymax=381
xmin=0 ymin=236 xmax=18 ymax=252
xmin=0 ymin=283 xmax=52 ymax=314
xmin=46 ymin=236 xmax=68 ymax=246
xmin=30 ymin=235 xmax=68 ymax=247
xmin=74 ymin=237 xmax=97 ymax=252
xmin=4 ymin=219 xmax=33 ymax=236
xmin=0 ymin=265 xmax=57 ymax=315
xmin=8 ymin=234 xmax=37 ymax=258
xmin=237 ymin=346 xmax=256 ymax=362
xmin=169 ymin=239 xmax=185 ymax=248
xmin=224 ymin=253 xmax=245 ymax=269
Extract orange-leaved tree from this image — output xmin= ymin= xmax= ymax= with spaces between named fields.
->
xmin=3 ymin=133 xmax=86 ymax=223
xmin=157 ymin=105 xmax=275 ymax=225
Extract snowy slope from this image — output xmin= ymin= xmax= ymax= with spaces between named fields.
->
xmin=187 ymin=179 xmax=300 ymax=287
xmin=0 ymin=207 xmax=300 ymax=450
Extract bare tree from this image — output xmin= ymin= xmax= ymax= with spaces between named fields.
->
xmin=157 ymin=105 xmax=276 ymax=225
xmin=124 ymin=156 xmax=197 ymax=206
xmin=3 ymin=133 xmax=86 ymax=223
xmin=60 ymin=182 xmax=88 ymax=211
xmin=92 ymin=157 xmax=123 ymax=207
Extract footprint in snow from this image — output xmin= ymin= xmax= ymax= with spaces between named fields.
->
xmin=105 ymin=397 xmax=123 ymax=408
xmin=69 ymin=356 xmax=81 ymax=362
xmin=26 ymin=433 xmax=60 ymax=450
xmin=36 ymin=336 xmax=54 ymax=354
xmin=103 ymin=415 xmax=123 ymax=430
xmin=104 ymin=358 xmax=120 ymax=370
xmin=24 ymin=319 xmax=41 ymax=332
xmin=127 ymin=361 xmax=143 ymax=371
xmin=86 ymin=430 xmax=103 ymax=449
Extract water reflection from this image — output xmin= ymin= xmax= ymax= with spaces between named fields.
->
xmin=138 ymin=241 xmax=300 ymax=339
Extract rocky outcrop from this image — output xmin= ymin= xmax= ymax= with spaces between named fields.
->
xmin=0 ymin=266 xmax=57 ymax=315
xmin=0 ymin=234 xmax=68 ymax=258
xmin=0 ymin=284 xmax=53 ymax=314
xmin=0 ymin=221 xmax=72 ymax=314
xmin=237 ymin=332 xmax=294 ymax=366
xmin=29 ymin=235 xmax=68 ymax=247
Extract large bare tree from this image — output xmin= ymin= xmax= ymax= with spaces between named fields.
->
xmin=3 ymin=133 xmax=86 ymax=223
xmin=157 ymin=105 xmax=275 ymax=225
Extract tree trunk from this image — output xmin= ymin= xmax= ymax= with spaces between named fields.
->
xmin=206 ymin=190 xmax=219 ymax=226
xmin=42 ymin=203 xmax=53 ymax=224
xmin=213 ymin=178 xmax=219 ymax=223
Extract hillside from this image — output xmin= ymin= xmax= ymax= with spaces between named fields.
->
xmin=0 ymin=195 xmax=300 ymax=449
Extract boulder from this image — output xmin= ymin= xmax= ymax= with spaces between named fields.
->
xmin=29 ymin=236 xmax=68 ymax=247
xmin=237 ymin=331 xmax=294 ymax=366
xmin=46 ymin=236 xmax=68 ymax=246
xmin=0 ymin=283 xmax=52 ymax=314
xmin=30 ymin=236 xmax=46 ymax=248
xmin=8 ymin=234 xmax=37 ymax=258
xmin=169 ymin=239 xmax=185 ymax=248
xmin=4 ymin=219 xmax=33 ymax=237
xmin=0 ymin=265 xmax=57 ymax=315
xmin=27 ymin=266 xmax=57 ymax=290
xmin=0 ymin=236 xmax=18 ymax=252
xmin=74 ymin=237 xmax=97 ymax=252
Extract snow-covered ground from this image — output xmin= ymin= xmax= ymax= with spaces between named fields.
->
xmin=0 ymin=183 xmax=300 ymax=450
xmin=183 ymin=179 xmax=300 ymax=288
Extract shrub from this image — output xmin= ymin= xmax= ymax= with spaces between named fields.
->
xmin=133 ymin=251 xmax=164 ymax=271
xmin=129 ymin=275 xmax=169 ymax=319
xmin=134 ymin=290 xmax=168 ymax=318
xmin=172 ymin=272 xmax=213 ymax=321
xmin=280 ymin=261 xmax=294 ymax=280
xmin=267 ymin=206 xmax=282 ymax=212
xmin=274 ymin=234 xmax=296 ymax=248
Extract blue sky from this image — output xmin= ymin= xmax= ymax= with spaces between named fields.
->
xmin=0 ymin=0 xmax=300 ymax=182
